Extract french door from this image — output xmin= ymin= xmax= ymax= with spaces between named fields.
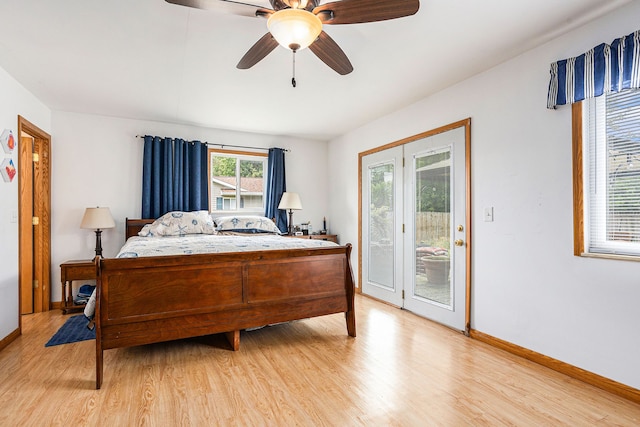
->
xmin=361 ymin=121 xmax=470 ymax=331
xmin=361 ymin=146 xmax=404 ymax=307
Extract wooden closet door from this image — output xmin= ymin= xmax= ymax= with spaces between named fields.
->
xmin=18 ymin=116 xmax=51 ymax=314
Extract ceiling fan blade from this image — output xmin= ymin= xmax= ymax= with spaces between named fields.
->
xmin=313 ymin=0 xmax=419 ymax=25
xmin=237 ymin=33 xmax=279 ymax=69
xmin=165 ymin=0 xmax=270 ymax=18
xmin=308 ymin=31 xmax=353 ymax=75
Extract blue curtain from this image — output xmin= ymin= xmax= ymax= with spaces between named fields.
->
xmin=142 ymin=136 xmax=209 ymax=219
xmin=264 ymin=148 xmax=287 ymax=233
xmin=547 ymin=29 xmax=640 ymax=108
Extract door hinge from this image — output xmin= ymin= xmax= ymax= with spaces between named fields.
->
xmin=402 ymin=157 xmax=405 ymax=167
xmin=33 ymin=280 xmax=39 ymax=289
xmin=32 ymin=153 xmax=39 ymax=163
xmin=32 ymin=216 xmax=39 ymax=225
xmin=402 ymin=290 xmax=405 ymax=299
xmin=402 ymin=223 xmax=405 ymax=233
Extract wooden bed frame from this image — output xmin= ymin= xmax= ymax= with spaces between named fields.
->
xmin=93 ymin=218 xmax=356 ymax=389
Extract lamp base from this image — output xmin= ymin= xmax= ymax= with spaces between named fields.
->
xmin=287 ymin=209 xmax=294 ymax=235
xmin=94 ymin=229 xmax=103 ymax=258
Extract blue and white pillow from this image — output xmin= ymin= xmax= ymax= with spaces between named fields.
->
xmin=215 ymin=215 xmax=281 ymax=235
xmin=139 ymin=210 xmax=215 ymax=237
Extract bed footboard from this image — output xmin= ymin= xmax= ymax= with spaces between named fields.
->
xmin=95 ymin=244 xmax=355 ymax=389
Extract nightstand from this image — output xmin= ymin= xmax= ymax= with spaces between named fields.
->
xmin=60 ymin=259 xmax=96 ymax=314
xmin=286 ymin=234 xmax=339 ymax=244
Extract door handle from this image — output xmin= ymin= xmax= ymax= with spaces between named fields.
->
xmin=454 ymin=239 xmax=464 ymax=247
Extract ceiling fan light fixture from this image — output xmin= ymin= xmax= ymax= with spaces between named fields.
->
xmin=267 ymin=9 xmax=322 ymax=51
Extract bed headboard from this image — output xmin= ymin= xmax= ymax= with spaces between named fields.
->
xmin=125 ymin=218 xmax=155 ymax=240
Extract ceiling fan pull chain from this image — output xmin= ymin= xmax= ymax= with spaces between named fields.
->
xmin=291 ymin=49 xmax=297 ymax=88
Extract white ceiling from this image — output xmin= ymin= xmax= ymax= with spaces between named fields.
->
xmin=0 ymin=0 xmax=631 ymax=140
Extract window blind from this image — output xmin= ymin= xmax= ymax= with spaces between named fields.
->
xmin=585 ymin=89 xmax=640 ymax=255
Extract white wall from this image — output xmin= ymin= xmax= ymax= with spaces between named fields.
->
xmin=0 ymin=68 xmax=51 ymax=341
xmin=328 ymin=2 xmax=640 ymax=389
xmin=50 ymin=111 xmax=329 ymax=302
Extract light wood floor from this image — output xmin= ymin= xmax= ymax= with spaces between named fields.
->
xmin=1 ymin=295 xmax=639 ymax=426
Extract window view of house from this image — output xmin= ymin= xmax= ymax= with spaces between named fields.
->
xmin=209 ymin=151 xmax=266 ymax=212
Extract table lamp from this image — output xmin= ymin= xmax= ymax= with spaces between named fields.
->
xmin=278 ymin=192 xmax=302 ymax=235
xmin=80 ymin=207 xmax=115 ymax=258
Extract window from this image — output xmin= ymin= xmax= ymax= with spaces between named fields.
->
xmin=208 ymin=149 xmax=267 ymax=213
xmin=574 ymin=89 xmax=640 ymax=258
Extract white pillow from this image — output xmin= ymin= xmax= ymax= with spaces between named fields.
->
xmin=138 ymin=210 xmax=215 ymax=237
xmin=215 ymin=215 xmax=281 ymax=235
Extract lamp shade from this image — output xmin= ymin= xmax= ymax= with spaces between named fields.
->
xmin=80 ymin=207 xmax=115 ymax=230
xmin=278 ymin=192 xmax=302 ymax=210
xmin=267 ymin=9 xmax=322 ymax=51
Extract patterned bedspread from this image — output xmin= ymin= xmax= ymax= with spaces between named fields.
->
xmin=117 ymin=234 xmax=338 ymax=258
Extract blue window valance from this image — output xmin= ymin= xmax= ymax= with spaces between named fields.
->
xmin=547 ymin=29 xmax=640 ymax=109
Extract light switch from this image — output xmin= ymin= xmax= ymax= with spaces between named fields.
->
xmin=10 ymin=210 xmax=18 ymax=223
xmin=484 ymin=207 xmax=494 ymax=222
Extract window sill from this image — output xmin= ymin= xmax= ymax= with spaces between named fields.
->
xmin=579 ymin=252 xmax=640 ymax=262
xmin=211 ymin=210 xmax=264 ymax=216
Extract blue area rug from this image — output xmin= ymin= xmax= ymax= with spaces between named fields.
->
xmin=45 ymin=314 xmax=95 ymax=347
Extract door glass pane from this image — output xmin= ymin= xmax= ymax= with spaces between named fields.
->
xmin=368 ymin=163 xmax=394 ymax=289
xmin=414 ymin=149 xmax=452 ymax=307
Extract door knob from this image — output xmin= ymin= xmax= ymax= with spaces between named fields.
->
xmin=454 ymin=239 xmax=464 ymax=247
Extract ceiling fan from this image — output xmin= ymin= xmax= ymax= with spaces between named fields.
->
xmin=166 ymin=0 xmax=419 ymax=79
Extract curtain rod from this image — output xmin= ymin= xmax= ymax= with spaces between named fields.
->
xmin=135 ymin=135 xmax=289 ymax=152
